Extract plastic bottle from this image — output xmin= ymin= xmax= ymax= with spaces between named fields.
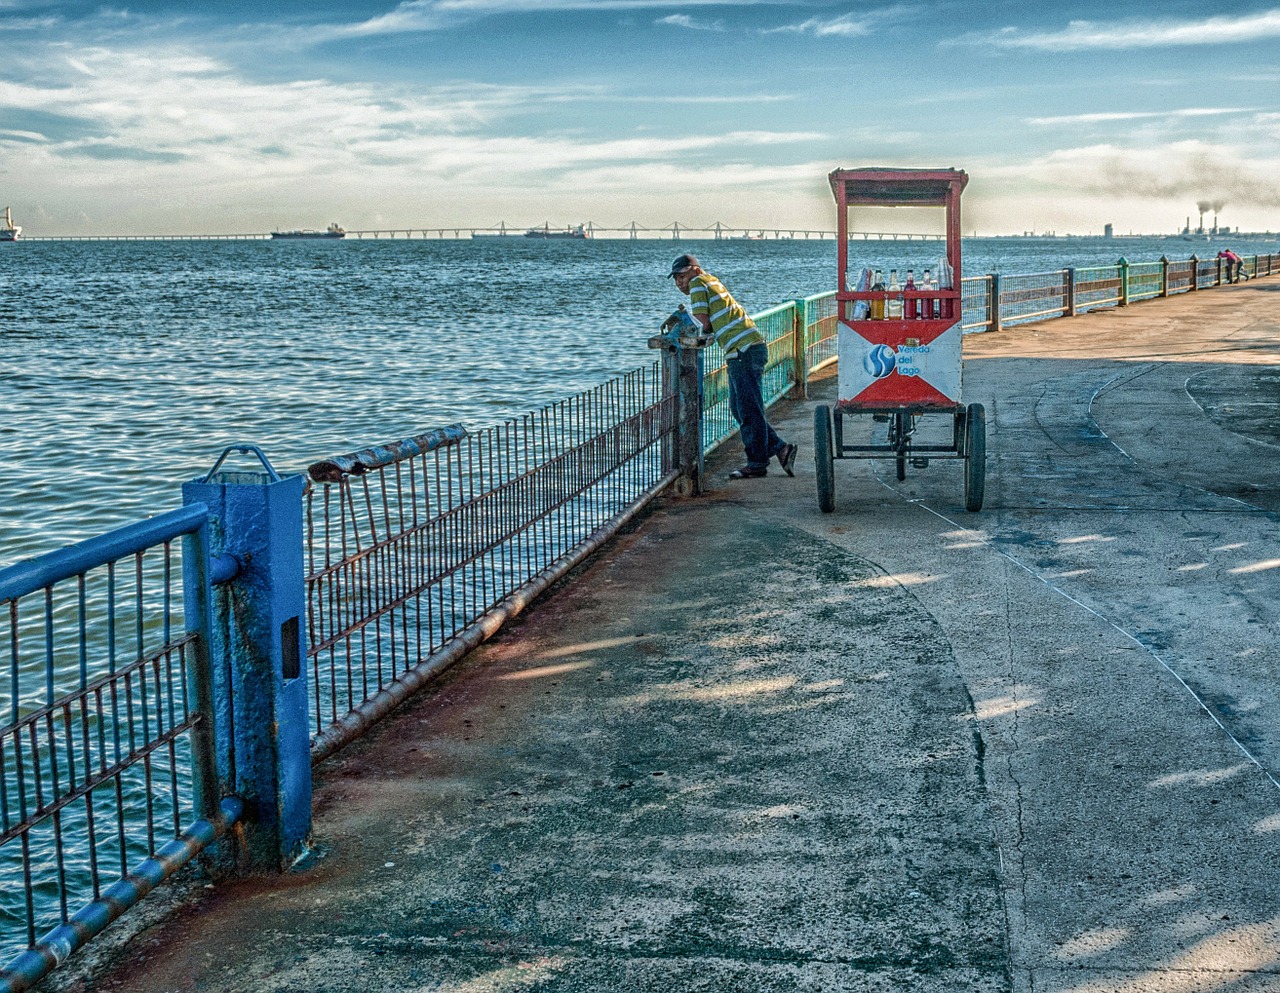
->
xmin=922 ymin=269 xmax=935 ymax=318
xmin=851 ymin=267 xmax=871 ymax=319
xmin=938 ymin=258 xmax=954 ymax=319
xmin=886 ymin=269 xmax=903 ymax=319
xmin=870 ymin=269 xmax=885 ymax=320
xmin=903 ymin=269 xmax=916 ymax=318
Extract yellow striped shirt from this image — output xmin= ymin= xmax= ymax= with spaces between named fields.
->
xmin=689 ymin=272 xmax=764 ymax=357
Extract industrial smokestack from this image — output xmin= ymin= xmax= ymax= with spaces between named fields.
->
xmin=1196 ymin=200 xmax=1211 ymax=230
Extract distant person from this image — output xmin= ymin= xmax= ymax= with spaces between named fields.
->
xmin=668 ymin=254 xmax=797 ymax=480
xmin=1218 ymin=248 xmax=1244 ymax=283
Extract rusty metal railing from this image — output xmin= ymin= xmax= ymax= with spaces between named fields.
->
xmin=303 ymin=364 xmax=676 ymax=761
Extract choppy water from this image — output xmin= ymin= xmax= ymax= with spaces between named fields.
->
xmin=0 ymin=233 xmax=1263 ymax=568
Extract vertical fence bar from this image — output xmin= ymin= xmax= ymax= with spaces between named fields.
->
xmin=181 ymin=515 xmax=232 ymax=831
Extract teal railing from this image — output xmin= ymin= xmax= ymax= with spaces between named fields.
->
xmin=954 ymin=252 xmax=1275 ymax=334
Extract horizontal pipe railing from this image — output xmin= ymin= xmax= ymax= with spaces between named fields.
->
xmin=0 ymin=798 xmax=242 ymax=993
xmin=0 ymin=506 xmax=210 ymax=603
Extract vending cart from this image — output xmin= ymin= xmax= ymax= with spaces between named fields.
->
xmin=815 ymin=167 xmax=985 ymax=512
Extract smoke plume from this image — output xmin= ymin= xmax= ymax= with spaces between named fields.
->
xmin=1084 ymin=152 xmax=1280 ymax=210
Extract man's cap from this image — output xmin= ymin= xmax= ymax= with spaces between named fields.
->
xmin=668 ymin=254 xmax=699 ymax=278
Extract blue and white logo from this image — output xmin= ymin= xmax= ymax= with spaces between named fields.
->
xmin=863 ymin=343 xmax=896 ymax=379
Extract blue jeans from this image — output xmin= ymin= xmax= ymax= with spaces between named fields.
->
xmin=727 ymin=343 xmax=785 ymax=471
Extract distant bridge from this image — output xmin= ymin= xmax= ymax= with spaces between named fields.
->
xmin=23 ymin=222 xmax=945 ymax=242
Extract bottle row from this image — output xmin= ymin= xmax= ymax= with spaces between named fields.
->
xmin=851 ymin=260 xmax=956 ymax=321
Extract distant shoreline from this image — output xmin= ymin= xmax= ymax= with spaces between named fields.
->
xmin=12 ymin=231 xmax=1279 ymax=243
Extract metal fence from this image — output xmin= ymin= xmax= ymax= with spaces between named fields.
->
xmin=0 ymin=507 xmax=239 ymax=993
xmin=301 ymin=291 xmax=839 ymax=758
xmin=959 ymin=252 xmax=1275 ymax=332
xmin=303 ymin=365 xmax=678 ymax=760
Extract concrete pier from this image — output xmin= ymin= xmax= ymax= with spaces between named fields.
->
xmin=74 ymin=279 xmax=1280 ymax=992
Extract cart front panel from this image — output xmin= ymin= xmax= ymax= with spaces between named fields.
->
xmin=837 ymin=319 xmax=963 ymax=409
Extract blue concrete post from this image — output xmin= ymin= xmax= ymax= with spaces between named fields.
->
xmin=1189 ymin=255 xmax=1199 ymax=291
xmin=988 ymin=273 xmax=1002 ymax=333
xmin=182 ymin=451 xmax=312 ymax=874
xmin=1065 ymin=268 xmax=1077 ymax=317
xmin=1117 ymin=257 xmax=1130 ymax=306
xmin=1159 ymin=256 xmax=1170 ymax=298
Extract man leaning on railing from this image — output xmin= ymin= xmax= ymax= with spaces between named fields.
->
xmin=667 ymin=253 xmax=798 ymax=480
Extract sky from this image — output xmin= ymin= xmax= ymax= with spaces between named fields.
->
xmin=1 ymin=0 xmax=1278 ymax=237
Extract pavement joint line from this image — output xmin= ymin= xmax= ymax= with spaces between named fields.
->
xmin=1085 ymin=367 xmax=1147 ymax=460
xmin=876 ymin=477 xmax=1280 ymax=795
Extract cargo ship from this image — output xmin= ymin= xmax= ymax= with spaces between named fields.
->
xmin=271 ymin=221 xmax=345 ymax=239
xmin=0 ymin=206 xmax=20 ymax=242
xmin=524 ymin=223 xmax=591 ymax=240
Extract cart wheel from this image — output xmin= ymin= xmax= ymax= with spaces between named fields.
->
xmin=814 ymin=405 xmax=835 ymax=513
xmin=964 ymin=402 xmax=986 ymax=512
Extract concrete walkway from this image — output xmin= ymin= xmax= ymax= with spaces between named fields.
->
xmin=74 ymin=279 xmax=1280 ymax=993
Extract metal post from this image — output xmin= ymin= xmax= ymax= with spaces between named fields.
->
xmin=791 ymin=298 xmax=809 ymax=399
xmin=648 ymin=333 xmax=709 ymax=496
xmin=1159 ymin=256 xmax=1170 ymax=298
xmin=1189 ymin=255 xmax=1199 ymax=291
xmin=1065 ymin=268 xmax=1076 ymax=317
xmin=675 ymin=340 xmax=706 ymax=495
xmin=988 ymin=273 xmax=1002 ymax=333
xmin=1117 ymin=257 xmax=1129 ymax=306
xmin=182 ymin=450 xmax=312 ymax=874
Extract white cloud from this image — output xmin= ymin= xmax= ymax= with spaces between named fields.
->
xmin=657 ymin=13 xmax=724 ymax=31
xmin=313 ymin=0 xmax=771 ymax=40
xmin=1028 ymin=108 xmax=1254 ymax=126
xmin=765 ymin=4 xmax=917 ymax=38
xmin=0 ymin=15 xmax=59 ymax=30
xmin=983 ymin=10 xmax=1280 ymax=51
xmin=766 ymin=13 xmax=870 ymax=37
xmin=0 ymin=40 xmax=828 ymax=230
